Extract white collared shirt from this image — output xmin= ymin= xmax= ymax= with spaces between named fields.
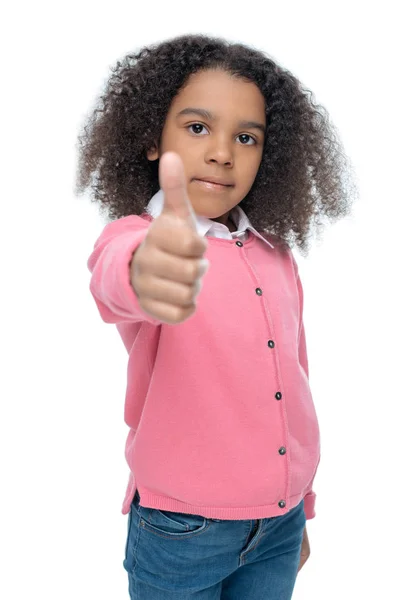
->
xmin=146 ymin=189 xmax=274 ymax=249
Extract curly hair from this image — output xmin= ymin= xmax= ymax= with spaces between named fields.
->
xmin=75 ymin=34 xmax=359 ymax=256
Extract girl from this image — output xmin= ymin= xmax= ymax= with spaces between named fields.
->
xmin=75 ymin=34 xmax=357 ymax=599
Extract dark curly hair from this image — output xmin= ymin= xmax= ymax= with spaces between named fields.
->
xmin=74 ymin=34 xmax=359 ymax=256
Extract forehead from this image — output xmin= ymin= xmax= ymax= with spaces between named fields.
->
xmin=171 ymin=69 xmax=266 ymax=120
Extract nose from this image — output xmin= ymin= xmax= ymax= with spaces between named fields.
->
xmin=204 ymin=137 xmax=234 ymax=167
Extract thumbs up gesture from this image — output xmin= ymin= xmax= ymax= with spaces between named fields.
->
xmin=130 ymin=152 xmax=209 ymax=324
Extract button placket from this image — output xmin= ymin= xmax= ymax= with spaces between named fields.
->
xmin=238 ymin=240 xmax=288 ymax=513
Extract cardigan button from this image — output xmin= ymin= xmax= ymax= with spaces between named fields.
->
xmin=268 ymin=340 xmax=275 ymax=348
xmin=278 ymin=500 xmax=286 ymax=509
xmin=236 ymin=241 xmax=243 ymax=247
xmin=279 ymin=446 xmax=287 ymax=455
xmin=256 ymin=288 xmax=263 ymax=295
xmin=275 ymin=392 xmax=282 ymax=400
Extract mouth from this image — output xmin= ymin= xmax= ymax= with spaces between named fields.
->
xmin=193 ymin=178 xmax=234 ymax=191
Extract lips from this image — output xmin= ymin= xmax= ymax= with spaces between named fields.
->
xmin=194 ymin=177 xmax=234 ymax=187
xmin=193 ymin=179 xmax=232 ymax=192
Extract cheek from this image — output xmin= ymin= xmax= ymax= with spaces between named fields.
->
xmin=159 ymin=123 xmax=182 ymax=152
xmin=240 ymin=158 xmax=262 ymax=190
xmin=162 ymin=133 xmax=194 ymax=159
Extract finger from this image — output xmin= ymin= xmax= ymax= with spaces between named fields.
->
xmin=139 ymin=298 xmax=197 ymax=325
xmin=140 ymin=248 xmax=209 ymax=283
xmin=150 ymin=223 xmax=208 ymax=258
xmin=137 ymin=275 xmax=201 ymax=307
xmin=159 ymin=151 xmax=197 ymax=230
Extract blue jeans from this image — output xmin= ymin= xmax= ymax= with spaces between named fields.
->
xmin=123 ymin=490 xmax=306 ymax=599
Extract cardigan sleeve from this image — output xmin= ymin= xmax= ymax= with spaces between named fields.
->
xmin=291 ymin=251 xmax=319 ymax=520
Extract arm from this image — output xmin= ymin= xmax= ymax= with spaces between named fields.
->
xmin=292 ymin=253 xmax=319 ymax=520
xmin=87 ymin=215 xmax=162 ymax=326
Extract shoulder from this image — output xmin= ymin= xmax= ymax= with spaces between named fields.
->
xmin=100 ymin=212 xmax=153 ymax=237
xmin=263 ymin=232 xmax=299 ymax=277
xmin=261 ymin=231 xmax=293 ymax=256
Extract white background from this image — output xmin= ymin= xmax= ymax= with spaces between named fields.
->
xmin=1 ymin=1 xmax=399 ymax=598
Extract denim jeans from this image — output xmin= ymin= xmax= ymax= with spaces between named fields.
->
xmin=123 ymin=490 xmax=306 ymax=599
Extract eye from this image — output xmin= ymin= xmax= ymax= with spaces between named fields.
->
xmin=237 ymin=134 xmax=256 ymax=146
xmin=188 ymin=123 xmax=208 ymax=135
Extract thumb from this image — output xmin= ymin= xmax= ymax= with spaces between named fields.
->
xmin=159 ymin=152 xmax=197 ymax=230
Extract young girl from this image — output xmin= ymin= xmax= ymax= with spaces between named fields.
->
xmin=75 ymin=34 xmax=357 ymax=599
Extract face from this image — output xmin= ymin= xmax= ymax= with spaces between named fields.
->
xmin=147 ymin=69 xmax=266 ymax=226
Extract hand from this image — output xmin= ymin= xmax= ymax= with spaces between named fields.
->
xmin=297 ymin=525 xmax=310 ymax=572
xmin=130 ymin=151 xmax=209 ymax=325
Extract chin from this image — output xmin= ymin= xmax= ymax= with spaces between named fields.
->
xmin=195 ymin=209 xmax=224 ymax=220
xmin=191 ymin=198 xmax=233 ymax=219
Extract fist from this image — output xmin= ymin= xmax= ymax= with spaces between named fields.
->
xmin=130 ymin=152 xmax=209 ymax=324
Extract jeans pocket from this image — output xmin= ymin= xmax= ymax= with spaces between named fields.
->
xmin=132 ymin=492 xmax=211 ymax=539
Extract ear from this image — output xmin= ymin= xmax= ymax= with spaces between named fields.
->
xmin=147 ymin=146 xmax=159 ymax=161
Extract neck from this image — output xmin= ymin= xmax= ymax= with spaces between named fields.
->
xmin=227 ymin=217 xmax=236 ymax=233
xmin=212 ymin=210 xmax=236 ymax=232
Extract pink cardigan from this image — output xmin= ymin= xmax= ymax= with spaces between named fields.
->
xmin=87 ymin=192 xmax=320 ymax=520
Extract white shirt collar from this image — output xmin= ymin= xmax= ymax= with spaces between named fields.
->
xmin=145 ymin=190 xmax=274 ymax=249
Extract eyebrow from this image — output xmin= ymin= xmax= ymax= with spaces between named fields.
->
xmin=176 ymin=107 xmax=266 ymax=134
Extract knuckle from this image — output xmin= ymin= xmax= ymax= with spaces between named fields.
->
xmin=178 ymin=284 xmax=194 ymax=306
xmin=174 ymin=307 xmax=185 ymax=322
xmin=131 ymin=279 xmax=140 ymax=298
xmin=139 ymin=252 xmax=153 ymax=274
xmin=181 ymin=233 xmax=199 ymax=255
xmin=177 ymin=304 xmax=196 ymax=324
xmin=132 ymin=272 xmax=143 ymax=294
xmin=168 ymin=305 xmax=184 ymax=323
xmin=138 ymin=274 xmax=154 ymax=298
xmin=138 ymin=296 xmax=150 ymax=313
xmin=146 ymin=226 xmax=161 ymax=248
xmin=193 ymin=279 xmax=202 ymax=299
xmin=185 ymin=285 xmax=196 ymax=305
xmin=134 ymin=245 xmax=149 ymax=270
xmin=185 ymin=260 xmax=199 ymax=281
xmin=142 ymin=248 xmax=161 ymax=276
